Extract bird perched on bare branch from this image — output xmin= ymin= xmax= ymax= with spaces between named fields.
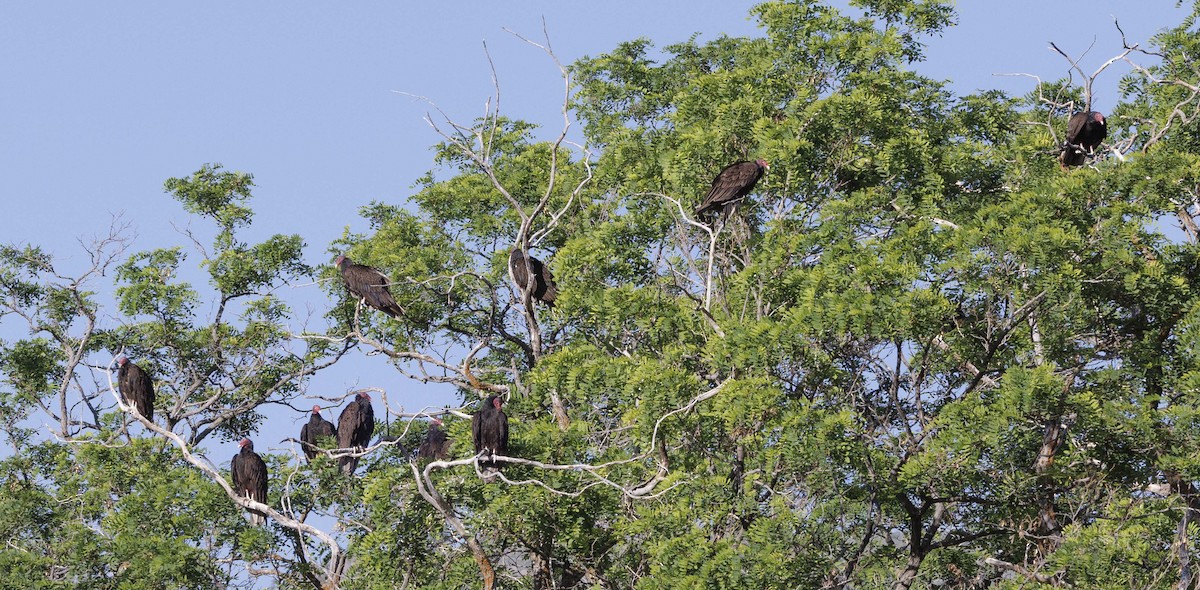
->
xmin=117 ymin=357 xmax=155 ymax=422
xmin=1060 ymin=111 xmax=1106 ymax=170
xmin=417 ymin=418 xmax=452 ymax=461
xmin=336 ymin=392 xmax=375 ymax=475
xmin=471 ymin=395 xmax=509 ymax=475
xmin=231 ymin=439 xmax=268 ymax=525
xmin=509 ymin=248 xmax=557 ymax=307
xmin=694 ymin=159 xmax=769 ymax=221
xmin=335 ymin=254 xmax=405 ymax=318
xmin=299 ymin=405 xmax=336 ymax=463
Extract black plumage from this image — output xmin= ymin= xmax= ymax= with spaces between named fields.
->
xmin=336 ymin=392 xmax=375 ymax=475
xmin=1058 ymin=145 xmax=1087 ymax=169
xmin=117 ymin=357 xmax=155 ymax=422
xmin=471 ymin=395 xmax=509 ymax=470
xmin=694 ymin=159 xmax=769 ymax=219
xmin=231 ymin=439 xmax=268 ymax=525
xmin=417 ymin=418 xmax=452 ymax=461
xmin=336 ymin=255 xmax=405 ymax=318
xmin=299 ymin=405 xmax=336 ymax=463
xmin=1060 ymin=111 xmax=1107 ymax=168
xmin=509 ymin=248 xmax=558 ymax=307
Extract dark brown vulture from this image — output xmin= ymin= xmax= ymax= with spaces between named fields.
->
xmin=335 ymin=255 xmax=404 ymax=318
xmin=336 ymin=392 xmax=375 ymax=475
xmin=471 ymin=395 xmax=509 ymax=471
xmin=417 ymin=418 xmax=452 ymax=461
xmin=299 ymin=405 xmax=336 ymax=463
xmin=694 ymin=159 xmax=770 ymax=220
xmin=231 ymin=438 xmax=268 ymax=525
xmin=1060 ymin=111 xmax=1107 ymax=169
xmin=509 ymin=248 xmax=557 ymax=307
xmin=116 ymin=357 xmax=155 ymax=422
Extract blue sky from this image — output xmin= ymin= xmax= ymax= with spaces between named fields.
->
xmin=0 ymin=1 xmax=1189 ymax=454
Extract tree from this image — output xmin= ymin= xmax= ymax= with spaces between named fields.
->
xmin=5 ymin=1 xmax=1200 ymax=588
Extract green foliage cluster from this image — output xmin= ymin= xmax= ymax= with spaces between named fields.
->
xmin=3 ymin=1 xmax=1200 ymax=588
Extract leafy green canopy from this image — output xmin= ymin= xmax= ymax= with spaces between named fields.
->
xmin=4 ymin=1 xmax=1200 ymax=588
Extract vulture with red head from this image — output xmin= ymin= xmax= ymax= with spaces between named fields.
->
xmin=1060 ymin=111 xmax=1107 ymax=169
xmin=117 ymin=357 xmax=155 ymax=422
xmin=336 ymin=392 xmax=375 ymax=475
xmin=509 ymin=248 xmax=557 ymax=307
xmin=694 ymin=159 xmax=769 ymax=220
xmin=417 ymin=418 xmax=452 ymax=461
xmin=231 ymin=438 xmax=268 ymax=525
xmin=471 ymin=395 xmax=509 ymax=471
xmin=335 ymin=255 xmax=405 ymax=318
xmin=299 ymin=405 xmax=337 ymax=463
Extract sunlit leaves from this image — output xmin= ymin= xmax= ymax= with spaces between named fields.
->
xmin=116 ymin=248 xmax=197 ymax=322
xmin=0 ymin=338 xmax=63 ymax=404
xmin=163 ymin=163 xmax=255 ymax=234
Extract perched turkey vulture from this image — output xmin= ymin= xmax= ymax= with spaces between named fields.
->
xmin=694 ymin=159 xmax=769 ymax=219
xmin=509 ymin=248 xmax=558 ymax=307
xmin=335 ymin=255 xmax=405 ymax=318
xmin=117 ymin=357 xmax=155 ymax=422
xmin=471 ymin=395 xmax=509 ymax=471
xmin=299 ymin=405 xmax=337 ymax=463
xmin=231 ymin=438 xmax=268 ymax=525
xmin=1060 ymin=111 xmax=1107 ymax=169
xmin=417 ymin=418 xmax=452 ymax=461
xmin=336 ymin=392 xmax=375 ymax=475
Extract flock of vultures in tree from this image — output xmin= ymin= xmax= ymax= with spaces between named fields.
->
xmin=112 ymin=108 xmax=1105 ymax=524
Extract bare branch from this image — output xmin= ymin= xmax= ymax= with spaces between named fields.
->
xmin=101 ymin=359 xmax=347 ymax=588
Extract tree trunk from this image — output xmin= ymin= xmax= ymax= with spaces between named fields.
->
xmin=1176 ymin=505 xmax=1193 ymax=590
xmin=412 ymin=464 xmax=496 ymax=590
xmin=1168 ymin=472 xmax=1200 ymax=590
xmin=1033 ymin=417 xmax=1064 ymax=544
xmin=532 ymin=550 xmax=553 ymax=590
xmin=892 ymin=553 xmax=924 ymax=590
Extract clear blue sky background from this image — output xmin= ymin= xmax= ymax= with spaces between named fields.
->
xmin=0 ymin=1 xmax=1188 ymax=456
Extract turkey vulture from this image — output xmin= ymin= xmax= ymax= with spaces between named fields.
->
xmin=336 ymin=392 xmax=375 ymax=475
xmin=299 ymin=405 xmax=336 ymax=463
xmin=471 ymin=395 xmax=509 ymax=471
xmin=417 ymin=418 xmax=451 ymax=461
xmin=335 ymin=255 xmax=405 ymax=318
xmin=116 ymin=357 xmax=155 ymax=422
xmin=231 ymin=439 xmax=268 ymax=525
xmin=694 ymin=159 xmax=769 ymax=219
xmin=509 ymin=248 xmax=557 ymax=307
xmin=1060 ymin=111 xmax=1107 ymax=169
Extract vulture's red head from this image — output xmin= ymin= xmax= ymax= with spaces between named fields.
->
xmin=311 ymin=405 xmax=322 ymax=414
xmin=492 ymin=397 xmax=504 ymax=410
xmin=756 ymin=158 xmax=770 ymax=170
xmin=117 ymin=357 xmax=128 ymax=367
xmin=1091 ymin=112 xmax=1105 ymax=124
xmin=431 ymin=418 xmax=443 ymax=426
xmin=335 ymin=255 xmax=348 ymax=269
xmin=239 ymin=438 xmax=253 ymax=450
xmin=357 ymin=392 xmax=371 ymax=402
